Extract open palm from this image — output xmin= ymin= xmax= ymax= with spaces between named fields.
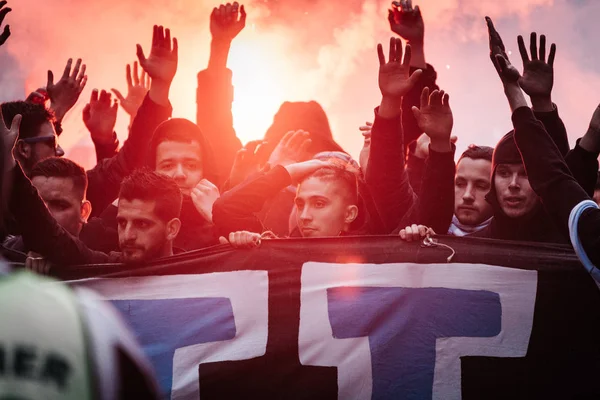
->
xmin=412 ymin=87 xmax=453 ymax=142
xmin=136 ymin=25 xmax=178 ymax=83
xmin=378 ymin=38 xmax=421 ymax=98
xmin=518 ymin=33 xmax=555 ymax=98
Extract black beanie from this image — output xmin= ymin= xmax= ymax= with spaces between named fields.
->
xmin=492 ymin=130 xmax=522 ymax=168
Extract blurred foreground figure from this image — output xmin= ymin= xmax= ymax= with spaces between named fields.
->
xmin=0 ymin=268 xmax=159 ymax=399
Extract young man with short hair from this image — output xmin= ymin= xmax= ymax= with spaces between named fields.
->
xmin=213 ymin=159 xmax=360 ymax=242
xmin=448 ymin=145 xmax=494 ymax=236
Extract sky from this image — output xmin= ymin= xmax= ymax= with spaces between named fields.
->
xmin=1 ymin=0 xmax=599 ymax=170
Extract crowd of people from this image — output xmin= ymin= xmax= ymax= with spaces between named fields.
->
xmin=0 ymin=0 xmax=599 ymax=271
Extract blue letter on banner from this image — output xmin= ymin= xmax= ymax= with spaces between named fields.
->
xmin=112 ymin=298 xmax=236 ymax=397
xmin=327 ymin=287 xmax=501 ymax=400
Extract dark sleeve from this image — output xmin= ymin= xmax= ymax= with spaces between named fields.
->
xmin=212 ymin=165 xmax=292 ymax=237
xmin=406 ymin=142 xmax=426 ymax=195
xmin=401 ymin=64 xmax=438 ymax=154
xmin=86 ymin=95 xmax=172 ymax=217
xmin=196 ymin=68 xmax=243 ymax=187
xmin=365 ymin=107 xmax=417 ymax=233
xmin=9 ymin=166 xmax=110 ymax=266
xmin=533 ymin=105 xmax=570 ymax=157
xmin=512 ymin=106 xmax=600 ymax=265
xmin=415 ymin=145 xmax=456 ymax=234
xmin=564 ymin=140 xmax=599 ymax=197
xmin=92 ymin=132 xmax=119 ymax=164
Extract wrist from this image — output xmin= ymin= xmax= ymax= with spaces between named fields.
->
xmin=379 ymin=96 xmax=403 ymax=119
xmin=91 ymin=131 xmax=117 ymax=146
xmin=149 ymin=80 xmax=171 ymax=106
xmin=50 ymin=104 xmax=67 ymax=122
xmin=208 ymin=39 xmax=231 ymax=69
xmin=579 ymin=129 xmax=600 ymax=155
xmin=407 ymin=40 xmax=426 ymax=69
xmin=429 ymin=138 xmax=452 ymax=153
xmin=503 ymin=84 xmax=528 ymax=112
xmin=530 ymin=95 xmax=554 ymax=112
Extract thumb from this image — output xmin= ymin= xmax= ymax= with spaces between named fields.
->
xmin=82 ymin=104 xmax=91 ymax=122
xmin=111 ymin=88 xmax=126 ymax=104
xmin=411 ymin=106 xmax=421 ymax=120
xmin=407 ymin=69 xmax=423 ymax=90
xmin=136 ymin=44 xmax=147 ymax=68
xmin=450 ymin=135 xmax=458 ymax=144
xmin=219 ymin=236 xmax=229 ymax=245
xmin=46 ymin=70 xmax=54 ymax=88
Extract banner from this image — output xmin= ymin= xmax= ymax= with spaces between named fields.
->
xmin=62 ymin=236 xmax=600 ymax=400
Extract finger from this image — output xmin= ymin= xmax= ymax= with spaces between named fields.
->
xmin=0 ymin=25 xmax=10 ymax=46
xmin=517 ymin=35 xmax=529 ymax=64
xmin=62 ymin=58 xmax=73 ymax=79
xmin=387 ymin=9 xmax=395 ymax=27
xmin=280 ymin=130 xmax=295 ymax=148
xmin=110 ymin=89 xmax=125 ymax=106
xmin=548 ymin=43 xmax=556 ymax=67
xmin=112 ymin=99 xmax=119 ymax=112
xmin=388 ymin=37 xmax=395 ymax=63
xmin=82 ymin=103 xmax=91 ymax=122
xmin=43 ymin=263 xmax=51 ymax=275
xmin=133 ymin=61 xmax=140 ymax=86
xmin=405 ymin=225 xmax=413 ymax=241
xmin=77 ymin=64 xmax=87 ymax=84
xmin=219 ymin=236 xmax=229 ymax=245
xmin=420 ymin=86 xmax=430 ymax=108
xmin=442 ymin=92 xmax=450 ymax=108
xmin=414 ymin=5 xmax=421 ymax=17
xmin=141 ymin=71 xmax=148 ymax=89
xmin=399 ymin=229 xmax=406 ymax=240
xmin=411 ymin=106 xmax=421 ymax=121
xmin=158 ymin=26 xmax=165 ymax=48
xmin=90 ymin=88 xmax=99 ymax=103
xmin=418 ymin=225 xmax=427 ymax=238
xmin=71 ymin=58 xmax=82 ymax=80
xmin=9 ymin=114 xmax=21 ymax=137
xmin=0 ymin=5 xmax=11 ymax=25
xmin=395 ymin=38 xmax=403 ymax=62
xmin=298 ymin=138 xmax=312 ymax=156
xmin=450 ymin=135 xmax=458 ymax=144
xmin=407 ymin=0 xmax=413 ymax=11
xmin=377 ymin=43 xmax=385 ymax=66
xmin=25 ymin=257 xmax=33 ymax=271
xmin=99 ymin=90 xmax=109 ymax=105
xmin=539 ymin=34 xmax=546 ymax=63
xmin=172 ymin=37 xmax=178 ymax=58
xmin=79 ymin=76 xmax=88 ymax=92
xmin=240 ymin=4 xmax=247 ymax=24
xmin=165 ymin=28 xmax=172 ymax=52
xmin=411 ymin=224 xmax=419 ymax=241
xmin=151 ymin=25 xmax=158 ymax=49
xmin=288 ymin=130 xmax=308 ymax=150
xmin=46 ymin=70 xmax=54 ymax=88
xmin=429 ymin=90 xmax=442 ymax=106
xmin=530 ymin=32 xmax=538 ymax=61
xmin=244 ymin=140 xmax=262 ymax=154
xmin=136 ymin=44 xmax=147 ymax=67
xmin=406 ymin=69 xmax=423 ymax=91
xmin=199 ymin=178 xmax=218 ymax=190
xmin=232 ymin=148 xmax=248 ymax=167
xmin=403 ymin=43 xmax=412 ymax=67
xmin=359 ymin=126 xmax=372 ymax=131
xmin=228 ymin=232 xmax=235 ymax=244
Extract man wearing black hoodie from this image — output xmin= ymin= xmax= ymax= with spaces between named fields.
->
xmin=474 ymin=20 xmax=599 ymax=244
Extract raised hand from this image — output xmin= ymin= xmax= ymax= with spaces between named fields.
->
xmin=228 ymin=140 xmax=269 ymax=188
xmin=517 ymin=32 xmax=556 ymax=101
xmin=191 ymin=179 xmax=220 ymax=223
xmin=378 ymin=38 xmax=422 ymax=99
xmin=411 ymin=87 xmax=453 ymax=152
xmin=388 ymin=1 xmax=424 ymax=44
xmin=47 ymin=58 xmax=88 ymax=122
xmin=82 ymin=90 xmax=118 ymax=144
xmin=0 ymin=104 xmax=21 ymax=171
xmin=0 ymin=1 xmax=12 ymax=46
xmin=211 ymin=2 xmax=246 ymax=43
xmin=136 ymin=25 xmax=178 ymax=84
xmin=267 ymin=130 xmax=312 ymax=168
xmin=111 ymin=61 xmax=150 ymax=117
xmin=486 ymin=17 xmax=508 ymax=65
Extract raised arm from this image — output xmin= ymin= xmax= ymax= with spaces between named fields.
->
xmin=86 ymin=25 xmax=176 ymax=216
xmin=83 ymin=89 xmax=119 ymax=163
xmin=196 ymin=2 xmax=246 ymax=185
xmin=388 ymin=1 xmax=439 ymax=151
xmin=365 ymin=37 xmax=422 ymax=233
xmin=409 ymin=87 xmax=456 ymax=233
xmin=46 ymin=58 xmax=87 ymax=131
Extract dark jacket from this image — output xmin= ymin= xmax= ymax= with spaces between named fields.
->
xmin=512 ymin=106 xmax=600 ymax=265
xmin=9 ymin=165 xmax=120 ymax=266
xmin=365 ymin=107 xmax=455 ymax=235
xmin=86 ymin=94 xmax=172 ymax=217
xmin=471 ymin=105 xmax=598 ymax=243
